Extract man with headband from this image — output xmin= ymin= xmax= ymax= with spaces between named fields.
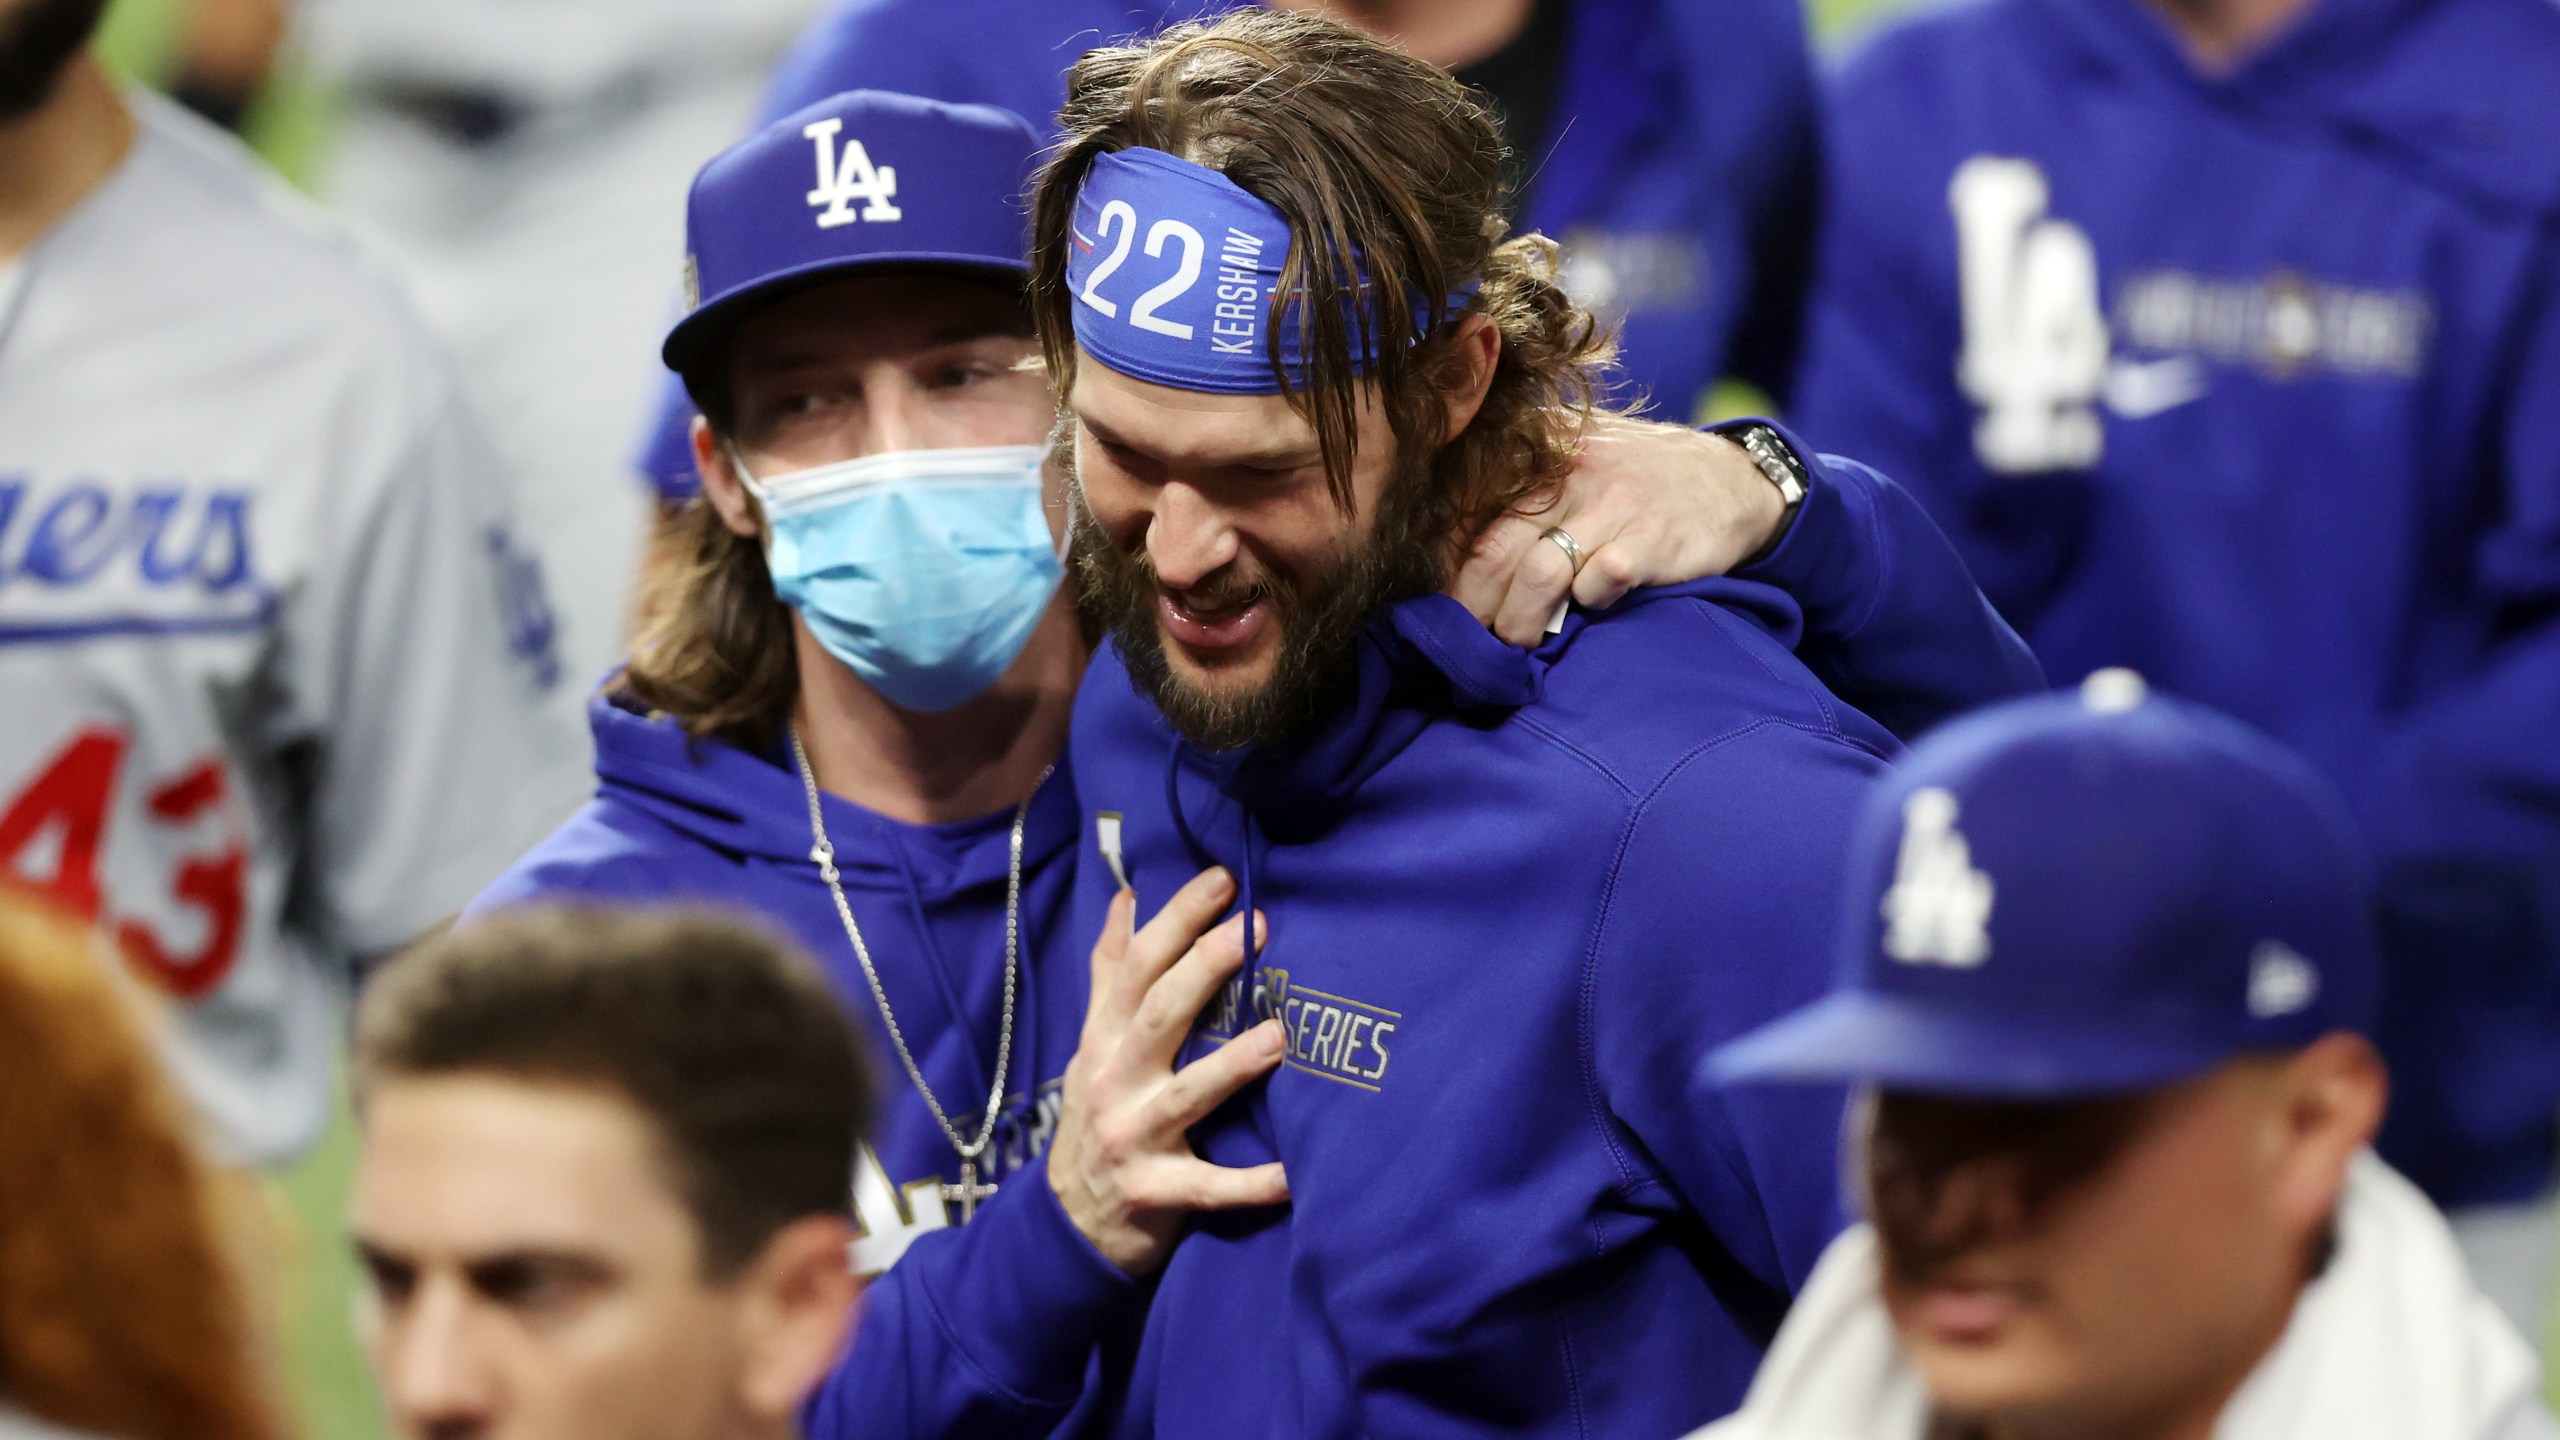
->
xmin=475 ymin=81 xmax=2031 ymax=1439
xmin=1018 ymin=11 xmax=2032 ymax=1438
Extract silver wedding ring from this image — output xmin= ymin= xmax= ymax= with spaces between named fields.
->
xmin=1540 ymin=525 xmax=1586 ymax=574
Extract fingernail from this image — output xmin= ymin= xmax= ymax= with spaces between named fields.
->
xmin=1257 ymin=1019 xmax=1287 ymax=1056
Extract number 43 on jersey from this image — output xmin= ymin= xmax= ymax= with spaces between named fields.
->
xmin=1 ymin=727 xmax=246 ymax=998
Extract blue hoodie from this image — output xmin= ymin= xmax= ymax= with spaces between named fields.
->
xmin=1066 ymin=569 xmax=1897 ymax=1438
xmin=466 ymin=712 xmax=1143 ymax=1435
xmin=1788 ymin=0 xmax=2560 ymax=1207
xmin=477 ymin=446 xmax=2040 ymax=1440
xmin=635 ymin=0 xmax=1820 ymax=499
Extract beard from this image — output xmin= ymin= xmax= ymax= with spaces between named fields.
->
xmin=0 ymin=0 xmax=107 ymax=123
xmin=1065 ymin=433 xmax=1452 ymax=753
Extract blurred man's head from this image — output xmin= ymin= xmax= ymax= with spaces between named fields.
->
xmin=350 ymin=909 xmax=873 ymax=1440
xmin=1027 ymin=10 xmax=1616 ymax=749
xmin=0 ymin=0 xmax=104 ymax=122
xmin=1711 ymin=671 xmax=2385 ymax=1437
xmin=1865 ymin=1038 xmax=2383 ymax=1433
xmin=628 ymin=90 xmax=1065 ymax=740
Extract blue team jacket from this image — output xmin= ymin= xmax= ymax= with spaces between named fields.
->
xmin=466 ymin=702 xmax=1144 ymax=1436
xmin=478 ymin=449 xmax=2038 ymax=1440
xmin=636 ymin=0 xmax=1819 ymax=499
xmin=1788 ymin=0 xmax=2560 ymax=1206
xmin=1068 ymin=579 xmax=1894 ymax=1438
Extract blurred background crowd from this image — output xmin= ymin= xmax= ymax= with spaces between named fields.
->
xmin=3 ymin=0 xmax=2554 ymax=1434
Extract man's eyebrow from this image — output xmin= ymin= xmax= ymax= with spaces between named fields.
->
xmin=1078 ymin=414 xmax=1319 ymax=469
xmin=465 ymin=1249 xmax=617 ymax=1281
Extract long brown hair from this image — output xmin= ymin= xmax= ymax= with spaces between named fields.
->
xmin=0 ymin=890 xmax=280 ymax=1440
xmin=1028 ymin=9 xmax=1620 ymax=567
xmin=620 ymin=498 xmax=799 ymax=748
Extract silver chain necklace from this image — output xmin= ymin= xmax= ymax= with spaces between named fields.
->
xmin=789 ymin=727 xmax=1048 ymax=1221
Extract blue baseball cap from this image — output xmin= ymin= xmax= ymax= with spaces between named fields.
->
xmin=661 ymin=90 xmax=1044 ymax=376
xmin=1709 ymin=670 xmax=2380 ymax=1098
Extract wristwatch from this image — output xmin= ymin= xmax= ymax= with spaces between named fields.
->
xmin=1718 ymin=422 xmax=1811 ymax=564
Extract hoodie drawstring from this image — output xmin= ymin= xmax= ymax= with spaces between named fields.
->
xmin=1164 ymin=743 xmax=1263 ymax=967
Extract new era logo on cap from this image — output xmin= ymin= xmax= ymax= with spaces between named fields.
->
xmin=1879 ymin=788 xmax=1995 ymax=969
xmin=2247 ymin=941 xmax=2320 ymax=1018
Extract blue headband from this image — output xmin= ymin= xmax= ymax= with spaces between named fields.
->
xmin=1065 ymin=147 xmax=1465 ymax=394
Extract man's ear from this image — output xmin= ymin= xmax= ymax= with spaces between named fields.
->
xmin=693 ymin=417 xmax=766 ymax=541
xmin=1438 ymin=314 xmax=1503 ymax=444
xmin=731 ymin=1214 xmax=862 ymax=1421
xmin=2266 ymin=1033 xmax=2388 ymax=1242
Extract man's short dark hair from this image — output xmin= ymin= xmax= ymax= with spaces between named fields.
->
xmin=353 ymin=907 xmax=871 ymax=1279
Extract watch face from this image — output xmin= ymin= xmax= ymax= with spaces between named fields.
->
xmin=1741 ymin=427 xmax=1807 ymax=503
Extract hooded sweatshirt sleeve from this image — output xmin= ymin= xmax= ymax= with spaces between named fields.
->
xmin=2350 ymin=249 xmax=2560 ymax=865
xmin=1585 ymin=706 xmax=1888 ymax=1307
xmin=1725 ymin=420 xmax=2046 ymax=739
xmin=804 ymin=1160 xmax=1138 ymax=1440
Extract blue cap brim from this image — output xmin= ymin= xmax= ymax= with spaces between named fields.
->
xmin=1706 ymin=990 xmax=2234 ymax=1099
xmin=662 ymin=254 xmax=1031 ymax=375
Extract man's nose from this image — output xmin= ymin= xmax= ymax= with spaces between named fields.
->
xmin=1929 ymin=1160 xmax=2031 ymax=1250
xmin=1147 ymin=482 xmax=1241 ymax=591
xmin=383 ymin=1283 xmax=497 ymax=1439
xmin=859 ymin=370 xmax=941 ymax=457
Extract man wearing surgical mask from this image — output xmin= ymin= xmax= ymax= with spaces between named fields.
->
xmin=469 ymin=88 xmax=2038 ymax=1438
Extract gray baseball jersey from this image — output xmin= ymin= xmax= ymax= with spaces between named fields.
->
xmin=0 ymin=94 xmax=588 ymax=1164
xmin=303 ymin=0 xmax=825 ymax=108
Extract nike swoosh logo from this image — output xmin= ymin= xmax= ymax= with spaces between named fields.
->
xmin=2103 ymin=356 xmax=2207 ymax=419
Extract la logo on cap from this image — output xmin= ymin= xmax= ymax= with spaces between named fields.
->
xmin=1881 ymin=788 xmax=1994 ymax=968
xmin=803 ymin=118 xmax=902 ymax=229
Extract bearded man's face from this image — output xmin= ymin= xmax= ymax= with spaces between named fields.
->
xmin=1065 ymin=356 xmax=1449 ymax=751
xmin=0 ymin=0 xmax=108 ymax=123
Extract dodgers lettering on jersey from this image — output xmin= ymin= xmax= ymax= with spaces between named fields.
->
xmin=0 ymin=96 xmax=584 ymax=1163
xmin=0 ymin=480 xmax=265 ymax=639
xmin=0 ymin=478 xmax=268 ymax=1002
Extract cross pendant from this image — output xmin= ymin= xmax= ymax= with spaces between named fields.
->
xmin=942 ymin=1161 xmax=997 ymax=1222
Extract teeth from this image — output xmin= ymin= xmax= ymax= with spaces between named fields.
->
xmin=1173 ymin=587 xmax=1263 ymax=623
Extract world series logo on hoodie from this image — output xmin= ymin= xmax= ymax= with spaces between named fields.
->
xmin=1950 ymin=155 xmax=2434 ymax=476
xmin=1198 ymin=964 xmax=1400 ymax=1091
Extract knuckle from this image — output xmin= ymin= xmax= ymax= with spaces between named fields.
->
xmin=1096 ymin=1118 xmax=1141 ymax=1167
xmin=1594 ymin=546 xmax=1645 ymax=590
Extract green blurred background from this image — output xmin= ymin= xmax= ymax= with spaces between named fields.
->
xmin=82 ymin=0 xmax=2558 ymax=1434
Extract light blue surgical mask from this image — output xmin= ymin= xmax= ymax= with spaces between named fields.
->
xmin=735 ymin=443 xmax=1063 ymax=713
